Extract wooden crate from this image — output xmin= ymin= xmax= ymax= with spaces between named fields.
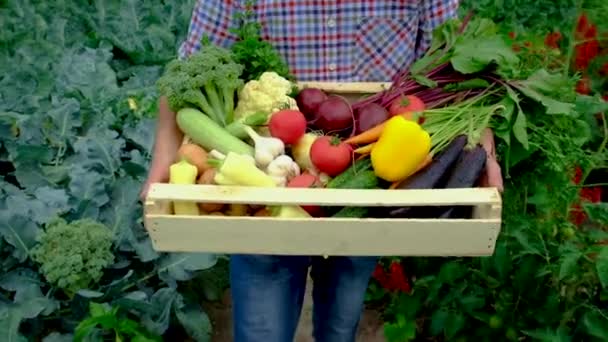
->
xmin=143 ymin=82 xmax=503 ymax=257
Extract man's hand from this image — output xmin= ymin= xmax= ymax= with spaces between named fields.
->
xmin=140 ymin=97 xmax=184 ymax=202
xmin=478 ymin=128 xmax=504 ymax=193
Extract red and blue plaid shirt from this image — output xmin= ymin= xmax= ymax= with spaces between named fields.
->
xmin=179 ymin=0 xmax=460 ymax=82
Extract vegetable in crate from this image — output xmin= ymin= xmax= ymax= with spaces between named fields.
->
xmin=310 ymin=135 xmax=353 ymax=177
xmin=387 ymin=135 xmax=467 ymax=218
xmin=244 ymin=126 xmax=285 ymax=167
xmin=170 ymin=159 xmax=200 ymax=215
xmin=296 ymin=88 xmax=328 ymax=121
xmin=197 ymin=169 xmax=225 ymax=213
xmin=177 ymin=143 xmax=210 ymax=175
xmin=268 ymin=109 xmax=307 ymax=145
xmin=355 ymin=103 xmax=389 ymax=135
xmin=156 ymin=44 xmax=244 ymax=126
xmin=436 ymin=145 xmax=487 ymax=218
xmin=292 ymin=132 xmax=320 ymax=171
xmin=371 ymin=116 xmax=431 ymax=182
xmin=176 ymin=108 xmax=254 ymax=156
xmin=266 ymin=155 xmax=301 ymax=186
xmin=312 ymin=95 xmax=354 ymax=133
xmin=288 ymin=172 xmax=324 ymax=216
xmin=210 ymin=151 xmax=277 ymax=187
xmin=325 ymin=158 xmax=380 ymax=217
xmin=233 ymin=72 xmax=299 ymax=120
xmin=388 ymin=95 xmax=426 ymax=118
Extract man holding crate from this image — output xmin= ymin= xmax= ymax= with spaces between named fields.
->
xmin=142 ymin=0 xmax=504 ymax=341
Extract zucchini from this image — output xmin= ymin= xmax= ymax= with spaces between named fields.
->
xmin=176 ymin=108 xmax=254 ymax=156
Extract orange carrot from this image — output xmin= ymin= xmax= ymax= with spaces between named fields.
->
xmin=354 ymin=143 xmax=374 ymax=154
xmin=344 ymin=124 xmax=386 ymax=145
xmin=345 ymin=112 xmax=418 ymax=145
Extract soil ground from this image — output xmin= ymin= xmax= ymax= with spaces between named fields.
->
xmin=204 ymin=275 xmax=386 ymax=342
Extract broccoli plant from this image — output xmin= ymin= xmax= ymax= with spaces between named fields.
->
xmin=31 ymin=217 xmax=115 ymax=296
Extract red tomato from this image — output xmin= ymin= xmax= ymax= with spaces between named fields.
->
xmin=388 ymin=95 xmax=426 ymax=117
xmin=268 ymin=109 xmax=307 ymax=145
xmin=310 ymin=136 xmax=352 ymax=176
xmin=287 ymin=173 xmax=324 ymax=216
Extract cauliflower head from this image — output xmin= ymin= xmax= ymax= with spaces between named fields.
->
xmin=234 ymin=71 xmax=299 ymax=119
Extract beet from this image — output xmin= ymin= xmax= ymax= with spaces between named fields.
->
xmin=313 ymin=95 xmax=354 ymax=134
xmin=355 ymin=103 xmax=390 ymax=134
xmin=296 ymin=88 xmax=327 ymax=121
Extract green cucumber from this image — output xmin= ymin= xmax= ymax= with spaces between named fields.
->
xmin=326 ymin=158 xmax=373 ymax=189
xmin=176 ymin=108 xmax=254 ymax=156
xmin=326 ymin=169 xmax=379 ymax=217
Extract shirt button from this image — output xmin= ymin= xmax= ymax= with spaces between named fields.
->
xmin=326 ymin=18 xmax=336 ymax=28
xmin=328 ymin=63 xmax=337 ymax=71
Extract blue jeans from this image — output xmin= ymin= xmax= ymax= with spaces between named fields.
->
xmin=229 ymin=255 xmax=378 ymax=342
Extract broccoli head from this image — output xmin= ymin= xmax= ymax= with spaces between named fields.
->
xmin=156 ymin=44 xmax=244 ymax=126
xmin=31 ymin=217 xmax=115 ymax=296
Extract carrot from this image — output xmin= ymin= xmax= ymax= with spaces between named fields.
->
xmin=354 ymin=143 xmax=374 ymax=154
xmin=344 ymin=123 xmax=385 ymax=145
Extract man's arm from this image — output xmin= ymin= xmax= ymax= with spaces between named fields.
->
xmin=140 ymin=0 xmax=238 ymax=200
xmin=140 ymin=97 xmax=183 ymax=200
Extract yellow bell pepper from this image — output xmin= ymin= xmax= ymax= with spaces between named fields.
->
xmin=370 ymin=116 xmax=431 ymax=182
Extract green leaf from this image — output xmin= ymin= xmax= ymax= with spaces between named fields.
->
xmin=72 ymin=128 xmax=126 ymax=177
xmin=0 ymin=307 xmax=28 ymax=342
xmin=0 ymin=213 xmax=41 ymax=262
xmin=581 ymin=310 xmax=608 ymax=340
xmin=584 ymin=202 xmax=608 ymax=226
xmin=430 ymin=309 xmax=449 ymax=335
xmin=384 ymin=318 xmax=416 ymax=342
xmin=513 ymin=70 xmax=576 ymax=115
xmin=444 ymin=312 xmax=466 ymax=339
xmin=558 ymin=252 xmax=580 ymax=280
xmin=438 ymin=261 xmax=466 ymax=284
xmin=412 ymin=74 xmax=438 ymax=88
xmin=158 ymin=253 xmax=218 ymax=283
xmin=174 ymin=302 xmax=212 ymax=342
xmin=451 ymin=36 xmax=518 ymax=74
xmin=42 ymin=332 xmax=74 ymax=342
xmin=596 ymin=246 xmax=608 ymax=288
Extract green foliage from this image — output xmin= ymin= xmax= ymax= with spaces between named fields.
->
xmin=230 ymin=1 xmax=292 ymax=82
xmin=74 ymin=302 xmax=162 ymax=342
xmin=31 ymin=218 xmax=115 ymax=295
xmin=0 ymin=0 xmax=221 ymax=340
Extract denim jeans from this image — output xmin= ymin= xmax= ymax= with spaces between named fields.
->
xmin=229 ymin=254 xmax=378 ymax=342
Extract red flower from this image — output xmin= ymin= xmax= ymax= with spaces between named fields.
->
xmin=573 ymin=166 xmax=583 ymax=184
xmin=508 ymin=31 xmax=516 ymax=39
xmin=545 ymin=32 xmax=562 ymax=49
xmin=576 ymin=78 xmax=591 ymax=94
xmin=576 ymin=14 xmax=590 ymax=39
xmin=373 ymin=261 xmax=412 ymax=294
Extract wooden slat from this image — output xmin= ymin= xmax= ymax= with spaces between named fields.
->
xmin=147 ymin=184 xmax=502 ymax=207
xmin=297 ymin=82 xmax=392 ymax=94
xmin=146 ymin=215 xmax=501 ymax=256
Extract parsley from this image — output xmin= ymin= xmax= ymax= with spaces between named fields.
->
xmin=229 ymin=1 xmax=292 ymax=81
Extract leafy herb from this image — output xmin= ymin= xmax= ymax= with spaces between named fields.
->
xmin=229 ymin=0 xmax=292 ymax=81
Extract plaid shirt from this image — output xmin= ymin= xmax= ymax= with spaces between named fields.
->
xmin=178 ymin=0 xmax=459 ymax=82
